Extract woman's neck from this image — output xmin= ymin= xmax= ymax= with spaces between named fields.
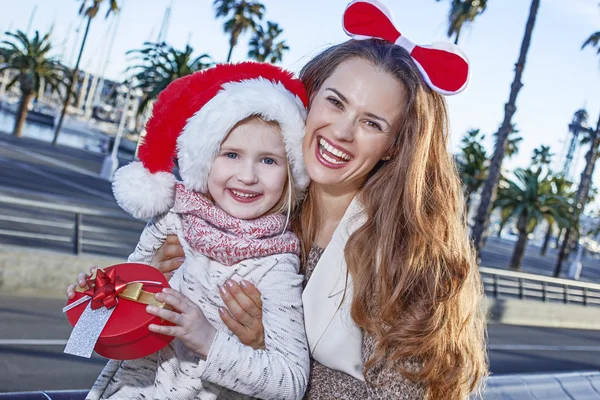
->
xmin=312 ymin=183 xmax=358 ymax=248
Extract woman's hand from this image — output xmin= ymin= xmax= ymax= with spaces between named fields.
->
xmin=147 ymin=288 xmax=217 ymax=358
xmin=151 ymin=235 xmax=185 ymax=279
xmin=218 ymin=280 xmax=265 ymax=350
xmin=66 ymin=266 xmax=98 ymax=299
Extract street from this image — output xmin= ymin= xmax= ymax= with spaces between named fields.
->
xmin=1 ymin=294 xmax=600 ymax=392
xmin=1 ymin=132 xmax=599 ymax=279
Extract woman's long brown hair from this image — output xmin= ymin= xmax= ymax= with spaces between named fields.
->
xmin=295 ymin=39 xmax=488 ymax=399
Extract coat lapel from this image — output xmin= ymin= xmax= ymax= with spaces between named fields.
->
xmin=302 ymin=197 xmax=367 ymax=380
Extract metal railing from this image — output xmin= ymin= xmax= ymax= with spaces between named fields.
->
xmin=0 ymin=193 xmax=145 ymax=257
xmin=480 ymin=266 xmax=600 ymax=307
xmin=2 ymin=193 xmax=600 ymax=307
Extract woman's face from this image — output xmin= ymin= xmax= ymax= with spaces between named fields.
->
xmin=302 ymin=57 xmax=408 ymax=192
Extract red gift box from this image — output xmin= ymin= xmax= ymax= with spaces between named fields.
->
xmin=65 ymin=263 xmax=174 ymax=360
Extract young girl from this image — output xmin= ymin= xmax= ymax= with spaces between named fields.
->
xmin=71 ymin=62 xmax=311 ymax=399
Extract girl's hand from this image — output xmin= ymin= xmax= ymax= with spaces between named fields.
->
xmin=66 ymin=266 xmax=98 ymax=299
xmin=147 ymin=288 xmax=217 ymax=357
xmin=152 ymin=235 xmax=186 ymax=280
xmin=218 ymin=280 xmax=265 ymax=350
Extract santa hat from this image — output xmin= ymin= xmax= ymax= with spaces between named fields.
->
xmin=113 ymin=62 xmax=309 ymax=220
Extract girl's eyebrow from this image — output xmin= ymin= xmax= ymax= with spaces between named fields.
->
xmin=220 ymin=146 xmax=285 ymax=159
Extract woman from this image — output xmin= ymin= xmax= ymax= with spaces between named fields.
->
xmin=151 ymin=30 xmax=487 ymax=400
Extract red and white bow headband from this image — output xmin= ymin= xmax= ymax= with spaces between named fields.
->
xmin=343 ymin=0 xmax=470 ymax=95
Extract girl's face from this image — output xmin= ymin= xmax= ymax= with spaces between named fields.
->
xmin=302 ymin=57 xmax=408 ymax=192
xmin=207 ymin=118 xmax=288 ymax=220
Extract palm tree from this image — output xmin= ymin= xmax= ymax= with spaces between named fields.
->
xmin=470 ymin=0 xmax=542 ymax=257
xmin=540 ymin=174 xmax=574 ymax=255
xmin=0 ymin=30 xmax=69 ymax=137
xmin=493 ymin=124 xmax=523 ymax=159
xmin=435 ymin=0 xmax=488 ymax=44
xmin=213 ymin=0 xmax=265 ymax=62
xmin=248 ymin=21 xmax=289 ymax=64
xmin=52 ymin=0 xmax=119 ymax=146
xmin=554 ymin=113 xmax=600 ymax=276
xmin=126 ymin=42 xmax=213 ymax=116
xmin=531 ymin=145 xmax=553 ymax=172
xmin=456 ymin=129 xmax=488 ymax=213
xmin=494 ymin=168 xmax=569 ymax=270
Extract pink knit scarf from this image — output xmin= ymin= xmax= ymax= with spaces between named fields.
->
xmin=171 ymin=183 xmax=299 ymax=266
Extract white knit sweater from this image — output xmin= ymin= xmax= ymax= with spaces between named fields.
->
xmin=86 ymin=211 xmax=309 ymax=400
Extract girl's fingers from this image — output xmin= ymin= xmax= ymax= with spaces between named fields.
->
xmin=155 ymin=289 xmax=192 ymax=313
xmin=66 ymin=284 xmax=76 ymax=299
xmin=146 ymin=305 xmax=182 ymax=325
xmin=77 ymin=272 xmax=88 ymax=287
xmin=148 ymin=323 xmax=179 ymax=337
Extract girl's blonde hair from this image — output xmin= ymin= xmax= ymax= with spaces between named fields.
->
xmin=294 ymin=39 xmax=488 ymax=399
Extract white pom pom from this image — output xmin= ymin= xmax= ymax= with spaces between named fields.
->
xmin=112 ymin=162 xmax=176 ymax=220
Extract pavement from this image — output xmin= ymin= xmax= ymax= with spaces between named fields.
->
xmin=1 ymin=294 xmax=599 ymax=393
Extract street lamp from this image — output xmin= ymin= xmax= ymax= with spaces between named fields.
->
xmin=100 ymin=83 xmax=142 ymax=181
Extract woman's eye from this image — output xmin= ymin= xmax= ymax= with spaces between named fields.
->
xmin=327 ymin=97 xmax=343 ymax=109
xmin=366 ymin=120 xmax=382 ymax=131
xmin=225 ymin=152 xmax=238 ymax=159
xmin=262 ymin=157 xmax=276 ymax=165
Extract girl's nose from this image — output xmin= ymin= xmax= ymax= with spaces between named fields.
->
xmin=236 ymin=164 xmax=259 ymax=185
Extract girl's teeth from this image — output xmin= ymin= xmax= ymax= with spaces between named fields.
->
xmin=231 ymin=190 xmax=258 ymax=198
xmin=318 ymin=138 xmax=351 ymax=161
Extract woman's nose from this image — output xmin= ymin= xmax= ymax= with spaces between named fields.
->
xmin=331 ymin=116 xmax=355 ymax=142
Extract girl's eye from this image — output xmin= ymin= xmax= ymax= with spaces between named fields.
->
xmin=327 ymin=97 xmax=343 ymax=109
xmin=262 ymin=157 xmax=276 ymax=165
xmin=225 ymin=152 xmax=238 ymax=159
xmin=366 ymin=120 xmax=382 ymax=131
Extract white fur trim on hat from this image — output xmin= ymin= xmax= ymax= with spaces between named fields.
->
xmin=177 ymin=78 xmax=308 ymax=198
xmin=112 ymin=161 xmax=177 ymax=220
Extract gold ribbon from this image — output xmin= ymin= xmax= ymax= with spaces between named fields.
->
xmin=75 ymin=270 xmax=166 ymax=309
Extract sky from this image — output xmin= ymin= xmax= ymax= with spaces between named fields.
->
xmin=1 ymin=0 xmax=600 ymax=210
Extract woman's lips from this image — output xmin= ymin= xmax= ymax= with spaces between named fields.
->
xmin=315 ymin=140 xmax=349 ymax=169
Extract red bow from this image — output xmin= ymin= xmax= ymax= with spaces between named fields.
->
xmin=342 ymin=0 xmax=470 ymax=95
xmin=83 ymin=269 xmax=127 ymax=310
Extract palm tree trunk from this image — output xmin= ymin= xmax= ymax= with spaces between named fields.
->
xmin=226 ymin=44 xmax=235 ymax=63
xmin=470 ymin=0 xmax=541 ymax=256
xmin=465 ymin=188 xmax=473 ymax=216
xmin=226 ymin=29 xmax=241 ymax=63
xmin=555 ymin=227 xmax=563 ymax=247
xmin=510 ymin=212 xmax=529 ymax=270
xmin=540 ymin=222 xmax=553 ymax=256
xmin=52 ymin=15 xmax=92 ymax=146
xmin=454 ymin=30 xmax=460 ymax=45
xmin=554 ymin=112 xmax=600 ymax=276
xmin=12 ymin=91 xmax=34 ymax=137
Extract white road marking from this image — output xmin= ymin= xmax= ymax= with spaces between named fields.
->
xmin=0 ymin=339 xmax=67 ymax=345
xmin=489 ymin=344 xmax=600 ymax=351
